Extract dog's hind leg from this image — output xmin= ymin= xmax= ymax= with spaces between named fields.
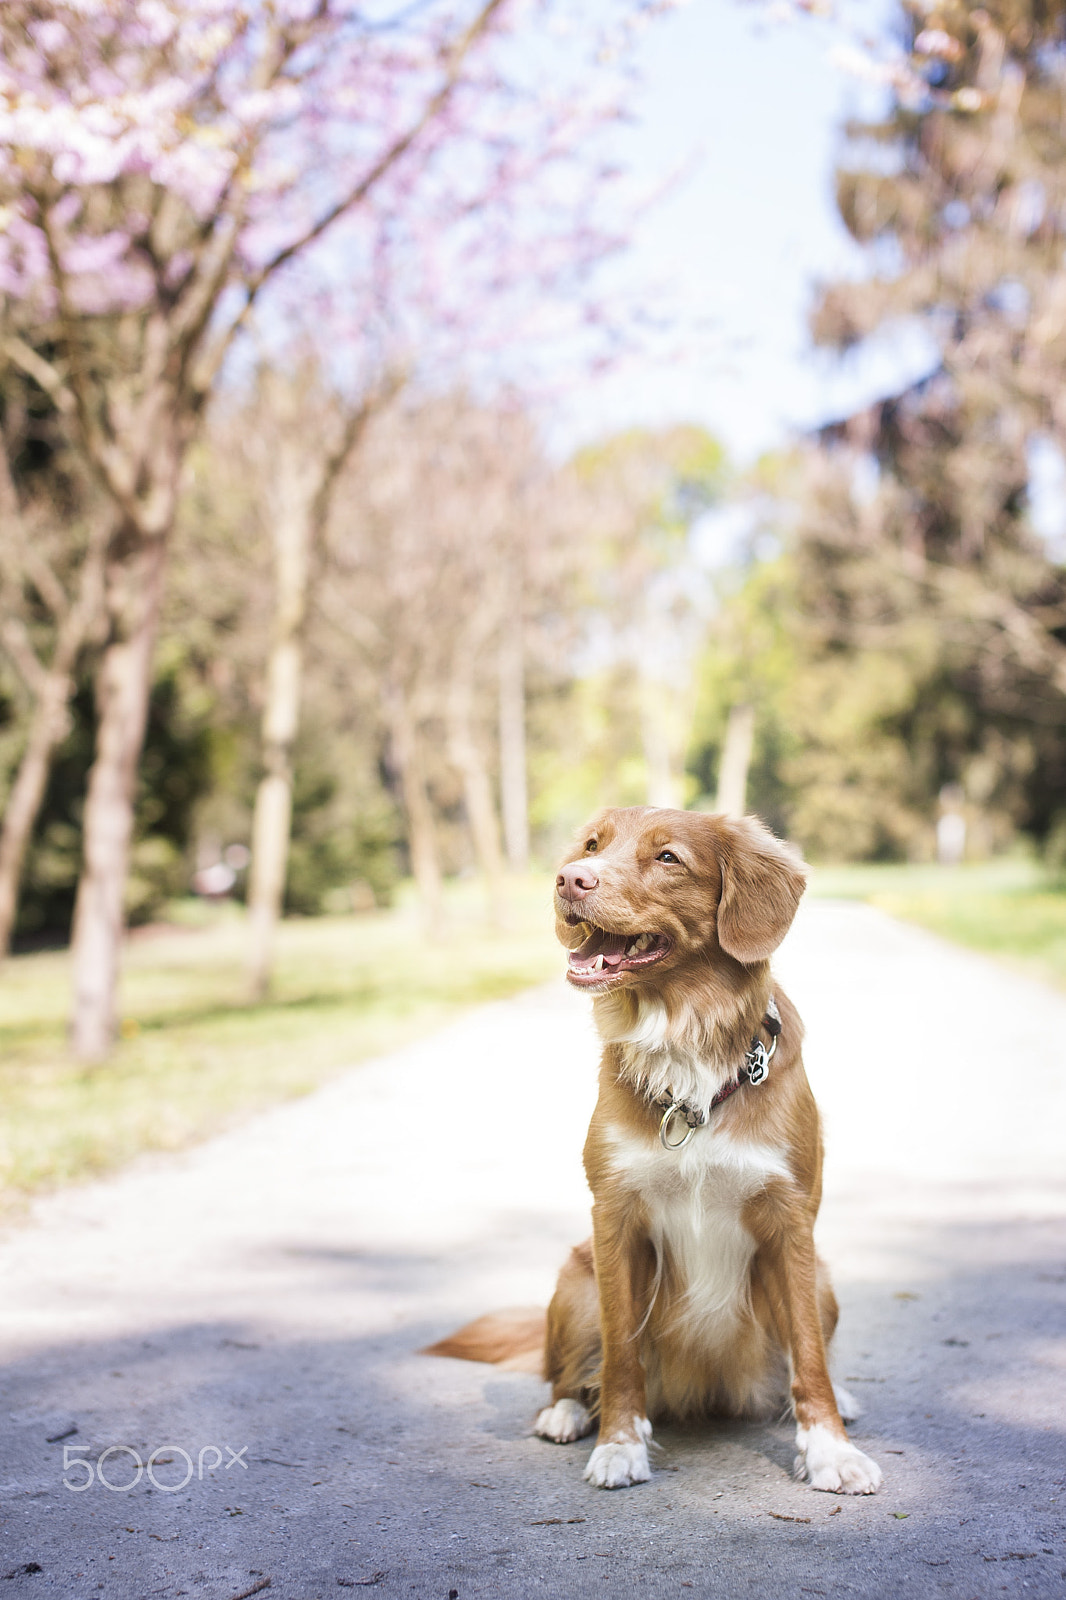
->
xmin=535 ymin=1240 xmax=600 ymax=1443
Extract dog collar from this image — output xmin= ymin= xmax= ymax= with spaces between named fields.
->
xmin=656 ymin=996 xmax=781 ymax=1152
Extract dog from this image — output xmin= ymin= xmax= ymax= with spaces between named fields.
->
xmin=426 ymin=806 xmax=882 ymax=1496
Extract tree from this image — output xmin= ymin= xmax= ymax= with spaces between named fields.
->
xmin=0 ymin=0 xmax=648 ymax=1055
xmin=322 ymin=394 xmax=551 ymax=929
xmin=785 ymin=1 xmax=1066 ymax=855
xmin=570 ymin=428 xmax=726 ymax=809
xmin=0 ymin=350 xmax=107 ymax=956
xmin=686 ymin=539 xmax=800 ymax=842
xmin=225 ymin=359 xmax=401 ymax=997
xmin=168 ymin=409 xmax=401 ymax=923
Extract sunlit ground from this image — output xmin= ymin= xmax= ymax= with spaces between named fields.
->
xmin=1 ymin=860 xmax=1064 ymax=1213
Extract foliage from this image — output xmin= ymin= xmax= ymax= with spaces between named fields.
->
xmin=13 ymin=663 xmax=214 ymax=942
xmin=0 ymin=334 xmax=110 ymax=948
xmin=5 ymin=393 xmax=740 ymax=922
xmin=0 ymin=0 xmax=670 ymax=1058
xmin=284 ymin=727 xmax=400 ymax=915
xmin=527 ymin=664 xmax=651 ymax=844
xmin=800 ymin=2 xmax=1066 ymax=857
xmin=686 ymin=458 xmax=1055 ymax=862
xmin=685 ymin=4 xmax=1066 ymax=863
xmin=561 ymin=425 xmax=729 ymax=816
xmin=686 ymin=553 xmax=800 ymax=837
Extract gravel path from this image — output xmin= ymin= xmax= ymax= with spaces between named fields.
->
xmin=1 ymin=901 xmax=1064 ymax=1599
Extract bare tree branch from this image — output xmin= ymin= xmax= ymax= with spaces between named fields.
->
xmin=21 ymin=546 xmax=70 ymax=623
xmin=194 ymin=0 xmax=509 ymax=396
xmin=0 ymin=615 xmax=48 ymax=697
xmin=37 ymin=203 xmax=142 ymax=525
xmin=0 ymin=419 xmax=25 ymax=527
xmin=2 ymin=337 xmax=76 ymax=416
xmin=310 ymin=365 xmax=408 ymax=535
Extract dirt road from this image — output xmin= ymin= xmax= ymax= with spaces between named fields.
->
xmin=1 ymin=901 xmax=1064 ymax=1598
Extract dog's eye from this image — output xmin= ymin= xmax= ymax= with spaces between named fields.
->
xmin=584 ymin=839 xmax=598 ymax=853
xmin=657 ymin=849 xmax=681 ymax=865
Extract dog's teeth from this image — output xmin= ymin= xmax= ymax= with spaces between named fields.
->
xmin=592 ymin=954 xmax=604 ymax=970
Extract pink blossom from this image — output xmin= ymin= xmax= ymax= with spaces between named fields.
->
xmin=0 ymin=0 xmax=652 ymax=416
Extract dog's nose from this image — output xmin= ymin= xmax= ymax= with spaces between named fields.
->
xmin=557 ymin=862 xmax=599 ymax=901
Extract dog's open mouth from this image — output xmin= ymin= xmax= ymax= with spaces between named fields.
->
xmin=566 ymin=926 xmax=672 ymax=987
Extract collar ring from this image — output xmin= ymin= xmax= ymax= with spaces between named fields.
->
xmin=659 ymin=1105 xmax=698 ymax=1152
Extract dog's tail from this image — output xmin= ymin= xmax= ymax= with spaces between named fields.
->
xmin=421 ymin=1306 xmax=545 ymax=1374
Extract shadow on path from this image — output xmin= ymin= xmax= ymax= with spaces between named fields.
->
xmin=1 ymin=1210 xmax=1063 ymax=1600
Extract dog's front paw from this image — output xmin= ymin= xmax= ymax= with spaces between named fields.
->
xmin=583 ymin=1418 xmax=652 ymax=1489
xmin=795 ymin=1424 xmax=882 ymax=1495
xmin=535 ymin=1398 xmax=593 ymax=1443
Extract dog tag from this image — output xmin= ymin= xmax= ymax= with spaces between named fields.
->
xmin=745 ymin=1042 xmax=770 ymax=1085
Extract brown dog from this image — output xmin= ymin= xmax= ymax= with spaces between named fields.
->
xmin=429 ymin=806 xmax=882 ymax=1495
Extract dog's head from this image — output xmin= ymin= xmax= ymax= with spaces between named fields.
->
xmin=554 ymin=807 xmax=806 ymax=993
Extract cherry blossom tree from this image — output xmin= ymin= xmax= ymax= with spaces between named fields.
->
xmin=0 ymin=0 xmax=659 ymax=1056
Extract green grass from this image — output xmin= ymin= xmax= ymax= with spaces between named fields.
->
xmin=0 ymin=878 xmax=560 ymax=1214
xmin=809 ymin=857 xmax=1066 ymax=991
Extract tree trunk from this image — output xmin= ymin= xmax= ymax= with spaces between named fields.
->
xmin=244 ymin=644 xmax=301 ymax=1001
xmin=69 ymin=533 xmax=167 ymax=1061
xmin=497 ymin=623 xmax=529 ymax=873
xmin=243 ymin=380 xmax=383 ymax=999
xmin=0 ymin=669 xmax=73 ymax=958
xmin=386 ymin=684 xmax=444 ymax=936
xmin=715 ymin=702 xmax=755 ymax=817
xmin=245 ymin=479 xmax=312 ymax=1001
xmin=449 ymin=663 xmax=505 ymax=925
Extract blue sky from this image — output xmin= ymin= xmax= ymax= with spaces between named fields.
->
xmin=564 ymin=0 xmax=937 ymax=462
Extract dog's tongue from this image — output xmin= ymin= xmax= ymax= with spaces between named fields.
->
xmin=569 ymin=928 xmax=629 ymax=969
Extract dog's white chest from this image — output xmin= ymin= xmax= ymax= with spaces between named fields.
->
xmin=604 ymin=1124 xmax=791 ymax=1344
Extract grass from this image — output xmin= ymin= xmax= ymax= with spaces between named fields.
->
xmin=0 ymin=877 xmax=560 ymax=1214
xmin=809 ymin=856 xmax=1066 ymax=991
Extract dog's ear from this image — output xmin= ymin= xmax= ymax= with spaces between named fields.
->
xmin=715 ymin=816 xmax=807 ymax=964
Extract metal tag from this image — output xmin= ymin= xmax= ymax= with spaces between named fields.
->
xmin=745 ymin=1042 xmax=770 ymax=1085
